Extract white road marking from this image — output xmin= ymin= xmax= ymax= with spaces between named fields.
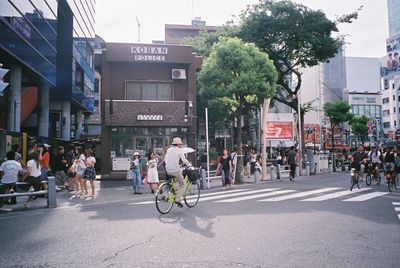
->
xmin=215 ymin=190 xmax=296 ymax=203
xmin=301 ymin=188 xmax=370 ymax=202
xmin=128 ymin=189 xmax=249 ymax=205
xmin=200 ymin=188 xmax=280 ymax=202
xmin=395 ymin=207 xmax=400 ymax=212
xmin=258 ymin=188 xmax=341 ymax=202
xmin=392 ymin=202 xmax=400 ymax=205
xmin=342 ymin=192 xmax=388 ymax=202
xmin=398 ymin=215 xmax=400 ymax=220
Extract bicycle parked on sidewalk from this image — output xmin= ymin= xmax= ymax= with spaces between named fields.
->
xmin=155 ymin=166 xmax=200 ymax=214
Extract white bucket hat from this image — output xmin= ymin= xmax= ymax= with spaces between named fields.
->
xmin=133 ymin=152 xmax=140 ymax=156
xmin=172 ymin=137 xmax=183 ymax=145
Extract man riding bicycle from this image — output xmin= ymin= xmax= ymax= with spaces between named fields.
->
xmin=384 ymin=146 xmax=396 ymax=175
xmin=164 ymin=137 xmax=191 ymax=208
xmin=350 ymin=144 xmax=369 ymax=178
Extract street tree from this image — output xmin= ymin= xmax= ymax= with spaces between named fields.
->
xmin=350 ymin=115 xmax=371 ymax=143
xmin=323 ymin=101 xmax=353 ymax=171
xmin=198 ymin=37 xmax=277 ymax=183
xmin=237 ymin=0 xmax=360 ymax=152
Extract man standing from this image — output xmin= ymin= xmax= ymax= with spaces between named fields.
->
xmin=0 ymin=151 xmax=23 ymax=211
xmin=287 ymin=146 xmax=297 ymax=181
xmin=53 ymin=146 xmax=68 ymax=187
xmin=164 ymin=137 xmax=191 ymax=207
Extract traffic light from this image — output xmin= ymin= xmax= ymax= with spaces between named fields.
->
xmin=0 ymin=64 xmax=10 ymax=96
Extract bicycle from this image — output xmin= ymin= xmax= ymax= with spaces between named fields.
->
xmin=349 ymin=167 xmax=362 ymax=191
xmin=385 ymin=167 xmax=397 ymax=192
xmin=155 ymin=167 xmax=200 ymax=214
xmin=365 ymin=163 xmax=381 ymax=186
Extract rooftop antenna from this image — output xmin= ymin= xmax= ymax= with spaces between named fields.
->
xmin=136 ymin=16 xmax=141 ymax=43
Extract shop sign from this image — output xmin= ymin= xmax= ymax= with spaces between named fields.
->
xmin=137 ymin=114 xmax=163 ymax=121
xmin=112 ymin=158 xmax=131 ymax=171
xmin=131 ymin=46 xmax=168 ymax=62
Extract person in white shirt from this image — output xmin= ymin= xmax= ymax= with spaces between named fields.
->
xmin=83 ymin=149 xmax=96 ymax=197
xmin=0 ymin=151 xmax=23 ymax=211
xmin=164 ymin=137 xmax=191 ymax=207
xmin=23 ymin=151 xmax=46 ymax=207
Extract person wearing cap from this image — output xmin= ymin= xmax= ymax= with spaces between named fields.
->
xmin=39 ymin=144 xmax=51 ymax=181
xmin=130 ymin=152 xmax=142 ymax=194
xmin=164 ymin=137 xmax=191 ymax=207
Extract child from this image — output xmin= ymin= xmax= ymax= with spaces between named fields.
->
xmin=146 ymin=151 xmax=160 ymax=194
xmin=83 ymin=149 xmax=96 ymax=197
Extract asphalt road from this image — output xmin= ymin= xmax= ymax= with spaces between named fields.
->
xmin=0 ymin=172 xmax=399 ymax=268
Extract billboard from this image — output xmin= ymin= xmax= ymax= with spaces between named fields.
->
xmin=384 ymin=34 xmax=400 ymax=75
xmin=266 ymin=122 xmax=293 ymax=139
xmin=304 ymin=124 xmax=321 ymax=144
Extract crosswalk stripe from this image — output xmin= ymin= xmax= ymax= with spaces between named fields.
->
xmin=215 ymin=190 xmax=296 ymax=203
xmin=200 ymin=188 xmax=280 ymax=202
xmin=129 ymin=189 xmax=249 ymax=205
xmin=258 ymin=188 xmax=340 ymax=202
xmin=301 ymin=188 xmax=370 ymax=202
xmin=398 ymin=215 xmax=400 ymax=220
xmin=342 ymin=192 xmax=388 ymax=202
xmin=395 ymin=208 xmax=400 ymax=212
xmin=392 ymin=202 xmax=400 ymax=205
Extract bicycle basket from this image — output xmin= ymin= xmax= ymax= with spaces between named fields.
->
xmin=183 ymin=168 xmax=200 ymax=182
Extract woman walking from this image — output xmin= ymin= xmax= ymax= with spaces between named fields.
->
xmin=131 ymin=152 xmax=142 ymax=194
xmin=83 ymin=149 xmax=96 ymax=197
xmin=74 ymin=147 xmax=87 ymax=196
xmin=216 ymin=148 xmax=232 ymax=190
xmin=146 ymin=151 xmax=160 ymax=194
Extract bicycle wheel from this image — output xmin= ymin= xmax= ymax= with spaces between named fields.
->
xmin=357 ymin=176 xmax=362 ymax=189
xmin=184 ymin=180 xmax=200 ymax=208
xmin=350 ymin=175 xmax=354 ymax=191
xmin=395 ymin=177 xmax=398 ymax=190
xmin=388 ymin=179 xmax=393 ymax=192
xmin=155 ymin=183 xmax=174 ymax=214
xmin=365 ymin=174 xmax=371 ymax=186
xmin=376 ymin=174 xmax=381 ymax=185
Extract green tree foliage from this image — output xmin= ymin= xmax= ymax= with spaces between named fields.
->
xmin=198 ymin=37 xmax=277 ymax=183
xmin=324 ymin=101 xmax=352 ymax=170
xmin=349 ymin=115 xmax=371 ymax=142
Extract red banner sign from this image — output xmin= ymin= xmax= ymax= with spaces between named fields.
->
xmin=266 ymin=122 xmax=293 ymax=139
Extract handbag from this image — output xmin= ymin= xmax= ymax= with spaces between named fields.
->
xmin=127 ymin=170 xmax=133 ymax=180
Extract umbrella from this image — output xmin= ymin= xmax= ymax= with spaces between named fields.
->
xmin=181 ymin=147 xmax=196 ymax=154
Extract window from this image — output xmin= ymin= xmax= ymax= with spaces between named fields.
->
xmin=125 ymin=81 xmax=173 ymax=101
xmin=383 ymin=122 xmax=391 ymax=129
xmin=94 ymin=79 xmax=99 ymax=93
xmin=393 ymin=83 xmax=396 ymax=89
xmin=383 ymin=97 xmax=390 ymax=104
xmin=395 ymin=107 xmax=397 ymax=113
xmin=75 ymin=65 xmax=84 ymax=91
xmin=383 ymin=109 xmax=390 ymax=116
xmin=393 ymin=95 xmax=396 ymax=101
xmin=94 ymin=100 xmax=99 ymax=107
xmin=384 ymin=79 xmax=389 ymax=90
xmin=398 ymin=95 xmax=400 ymax=102
xmin=395 ymin=120 xmax=397 ymax=127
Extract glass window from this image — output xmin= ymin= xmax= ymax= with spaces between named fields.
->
xmin=383 ymin=122 xmax=391 ymax=129
xmin=353 ymin=105 xmax=359 ymax=114
xmin=125 ymin=81 xmax=173 ymax=101
xmin=383 ymin=98 xmax=390 ymax=104
xmin=359 ymin=106 xmax=365 ymax=115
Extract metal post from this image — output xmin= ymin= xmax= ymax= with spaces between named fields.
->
xmin=313 ymin=128 xmax=316 ymax=154
xmin=297 ymin=92 xmax=303 ymax=176
xmin=47 ymin=176 xmax=57 ymax=208
xmin=205 ymin=108 xmax=210 ymax=190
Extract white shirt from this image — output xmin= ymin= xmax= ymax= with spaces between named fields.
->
xmin=0 ymin=160 xmax=22 ymax=184
xmin=164 ymin=146 xmax=191 ymax=173
xmin=27 ymin=159 xmax=42 ymax=177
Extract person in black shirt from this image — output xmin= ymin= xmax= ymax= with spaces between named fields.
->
xmin=350 ymin=144 xmax=369 ymax=177
xmin=384 ymin=146 xmax=396 ymax=174
xmin=216 ymin=148 xmax=232 ymax=190
xmin=53 ymin=146 xmax=68 ymax=187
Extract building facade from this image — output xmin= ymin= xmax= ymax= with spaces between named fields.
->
xmin=388 ymin=0 xmax=400 ymax=37
xmin=0 ymin=0 xmax=95 ymax=140
xmin=98 ymin=42 xmax=201 ymax=178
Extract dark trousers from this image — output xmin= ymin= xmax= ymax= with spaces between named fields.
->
xmin=290 ymin=163 xmax=296 ymax=179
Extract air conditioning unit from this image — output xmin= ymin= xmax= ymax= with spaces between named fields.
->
xmin=172 ymin=69 xmax=186 ymax=80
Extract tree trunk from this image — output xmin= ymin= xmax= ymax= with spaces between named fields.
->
xmin=235 ymin=98 xmax=244 ymax=184
xmin=261 ymin=98 xmax=270 ymax=180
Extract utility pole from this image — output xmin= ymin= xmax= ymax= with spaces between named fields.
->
xmin=136 ymin=16 xmax=141 ymax=43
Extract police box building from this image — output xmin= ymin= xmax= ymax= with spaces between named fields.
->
xmin=97 ymin=42 xmax=201 ymax=178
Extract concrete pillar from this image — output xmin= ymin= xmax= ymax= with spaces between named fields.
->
xmin=7 ymin=65 xmax=22 ymax=132
xmin=62 ymin=101 xmax=71 ymax=140
xmin=38 ymin=85 xmax=49 ymax=137
xmin=75 ymin=109 xmax=83 ymax=139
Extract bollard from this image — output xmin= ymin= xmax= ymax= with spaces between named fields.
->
xmin=295 ymin=166 xmax=300 ymax=177
xmin=305 ymin=161 xmax=310 ymax=176
xmin=47 ymin=176 xmax=57 ymax=208
xmin=277 ymin=164 xmax=281 ymax=179
xmin=270 ymin=165 xmax=276 ymax=180
xmin=328 ymin=160 xmax=333 ymax=173
xmin=254 ymin=170 xmax=260 ymax=183
xmin=315 ymin=162 xmax=319 ymax=175
xmin=342 ymin=162 xmax=345 ymax=171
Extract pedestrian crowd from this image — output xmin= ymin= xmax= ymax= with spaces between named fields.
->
xmin=0 ymin=142 xmax=97 ymax=211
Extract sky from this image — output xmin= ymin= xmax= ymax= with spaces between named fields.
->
xmin=96 ymin=0 xmax=389 ymax=58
